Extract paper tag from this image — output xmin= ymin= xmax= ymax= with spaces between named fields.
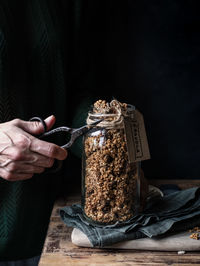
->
xmin=123 ymin=109 xmax=150 ymax=163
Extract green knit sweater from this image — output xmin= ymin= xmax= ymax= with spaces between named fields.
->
xmin=0 ymin=0 xmax=83 ymax=260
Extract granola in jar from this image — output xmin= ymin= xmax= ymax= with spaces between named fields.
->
xmin=82 ymin=100 xmax=140 ymax=224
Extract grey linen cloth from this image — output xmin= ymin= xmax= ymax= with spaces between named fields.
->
xmin=60 ymin=187 xmax=200 ymax=247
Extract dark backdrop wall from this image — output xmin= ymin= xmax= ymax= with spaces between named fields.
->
xmin=125 ymin=1 xmax=200 ymax=180
xmin=123 ymin=1 xmax=200 ymax=180
xmin=66 ymin=0 xmax=200 ymax=190
xmin=3 ymin=1 xmax=198 ymax=195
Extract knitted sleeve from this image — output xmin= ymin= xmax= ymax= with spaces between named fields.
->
xmin=0 ymin=28 xmax=15 ymax=123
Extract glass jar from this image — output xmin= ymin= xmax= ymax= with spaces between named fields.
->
xmin=81 ymin=104 xmax=142 ymax=225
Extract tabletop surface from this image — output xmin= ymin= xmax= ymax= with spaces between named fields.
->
xmin=39 ymin=179 xmax=200 ymax=266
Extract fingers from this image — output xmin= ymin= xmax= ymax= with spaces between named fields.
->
xmin=9 ymin=116 xmax=67 ymax=160
xmin=25 ymin=153 xmax=55 ymax=168
xmin=1 ymin=147 xmax=57 ymax=168
xmin=14 ymin=152 xmax=55 ymax=168
xmin=2 ymin=135 xmax=67 ymax=161
xmin=16 ymin=115 xmax=56 ymax=135
xmin=30 ymin=138 xmax=67 ymax=160
xmin=12 ymin=117 xmax=67 ymax=160
xmin=0 ymin=168 xmax=34 ymax=181
xmin=4 ymin=161 xmax=45 ymax=174
xmin=0 ymin=152 xmax=55 ymax=181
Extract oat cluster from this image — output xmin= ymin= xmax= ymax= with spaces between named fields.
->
xmin=93 ymin=99 xmax=127 ymax=115
xmin=190 ymin=233 xmax=199 ymax=240
xmin=189 ymin=226 xmax=200 ymax=240
xmin=83 ymin=100 xmax=137 ymax=224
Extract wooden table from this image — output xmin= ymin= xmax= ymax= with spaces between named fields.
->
xmin=39 ymin=180 xmax=200 ymax=266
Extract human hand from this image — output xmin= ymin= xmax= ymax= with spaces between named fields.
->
xmin=0 ymin=115 xmax=67 ymax=181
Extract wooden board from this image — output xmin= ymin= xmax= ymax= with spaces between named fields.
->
xmin=72 ymin=228 xmax=200 ymax=251
xmin=39 ymin=179 xmax=200 ymax=266
xmin=40 ymin=216 xmax=200 ymax=266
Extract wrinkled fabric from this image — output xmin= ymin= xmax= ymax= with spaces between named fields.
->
xmin=60 ymin=187 xmax=200 ymax=247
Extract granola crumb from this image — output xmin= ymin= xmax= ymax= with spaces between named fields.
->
xmin=190 ymin=233 xmax=199 ymax=240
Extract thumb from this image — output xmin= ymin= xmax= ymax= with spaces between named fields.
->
xmin=18 ymin=115 xmax=56 ymax=135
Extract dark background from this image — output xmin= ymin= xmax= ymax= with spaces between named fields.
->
xmin=64 ymin=0 xmax=200 ymax=193
xmin=3 ymin=1 xmax=199 ymax=195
